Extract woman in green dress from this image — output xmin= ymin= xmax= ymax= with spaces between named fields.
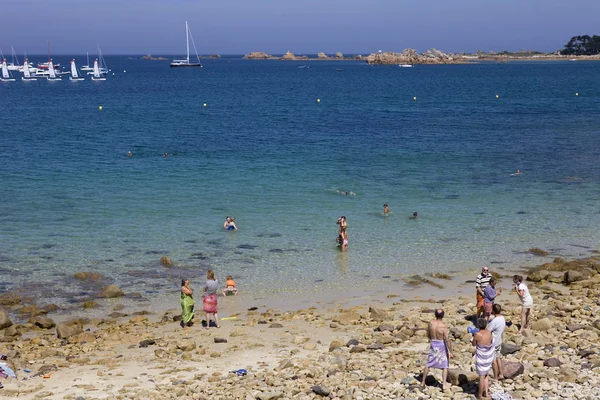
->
xmin=181 ymin=278 xmax=195 ymax=328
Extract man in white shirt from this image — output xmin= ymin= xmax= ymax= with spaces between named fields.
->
xmin=487 ymin=303 xmax=506 ymax=380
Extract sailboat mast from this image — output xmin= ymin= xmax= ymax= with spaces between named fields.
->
xmin=185 ymin=21 xmax=190 ymax=64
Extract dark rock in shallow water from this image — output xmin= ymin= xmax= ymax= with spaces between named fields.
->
xmin=269 ymin=249 xmax=284 ymax=253
xmin=237 ymin=244 xmax=258 ymax=250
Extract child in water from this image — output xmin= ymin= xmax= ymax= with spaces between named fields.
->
xmin=222 ymin=275 xmax=238 ymax=296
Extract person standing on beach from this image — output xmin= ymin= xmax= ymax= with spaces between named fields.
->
xmin=475 ymin=266 xmax=492 ymax=317
xmin=487 ymin=304 xmax=506 ymax=381
xmin=203 ymin=270 xmax=220 ymax=329
xmin=180 ymin=278 xmax=194 ymax=328
xmin=421 ymin=309 xmax=453 ymax=391
xmin=513 ymin=275 xmax=533 ymax=333
xmin=483 ymin=278 xmax=502 ymax=320
xmin=472 ymin=317 xmax=494 ymax=399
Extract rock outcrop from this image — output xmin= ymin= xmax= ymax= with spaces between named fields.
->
xmin=366 ymin=48 xmax=466 ymax=65
xmin=244 ymin=52 xmax=272 ymax=59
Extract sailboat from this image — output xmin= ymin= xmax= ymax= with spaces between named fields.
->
xmin=81 ymin=52 xmax=92 ymax=71
xmin=47 ymin=59 xmax=61 ymax=81
xmin=91 ymin=59 xmax=106 ymax=81
xmin=86 ymin=47 xmax=109 ymax=75
xmin=21 ymin=59 xmax=37 ymax=81
xmin=170 ymin=21 xmax=202 ymax=67
xmin=69 ymin=59 xmax=85 ymax=81
xmin=1 ymin=59 xmax=16 ymax=82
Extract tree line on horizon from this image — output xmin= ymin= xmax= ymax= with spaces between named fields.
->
xmin=560 ymin=35 xmax=600 ymax=56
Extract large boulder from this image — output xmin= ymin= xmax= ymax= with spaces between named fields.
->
xmin=501 ymin=343 xmax=521 ymax=355
xmin=317 ymin=52 xmax=329 ymax=59
xmin=56 ymin=322 xmax=84 ymax=339
xmin=368 ymin=306 xmax=389 ymax=322
xmin=531 ymin=318 xmax=554 ymax=332
xmin=100 ymin=284 xmax=124 ymax=298
xmin=503 ymin=361 xmax=524 ymax=379
xmin=34 ymin=316 xmax=56 ymax=329
xmin=0 ymin=308 xmax=13 ymax=329
xmin=335 ymin=52 xmax=344 ymax=59
xmin=527 ymin=270 xmax=551 ymax=282
xmin=564 ymin=269 xmax=594 ymax=285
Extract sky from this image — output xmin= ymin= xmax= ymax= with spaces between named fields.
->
xmin=1 ymin=0 xmax=599 ymax=55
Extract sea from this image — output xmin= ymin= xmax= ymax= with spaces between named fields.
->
xmin=1 ymin=56 xmax=599 ymax=311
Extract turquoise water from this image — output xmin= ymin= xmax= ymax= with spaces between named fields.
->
xmin=1 ymin=57 xmax=599 ymax=306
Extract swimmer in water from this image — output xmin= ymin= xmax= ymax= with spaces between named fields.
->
xmin=127 ymin=151 xmax=132 ymax=157
xmin=409 ymin=211 xmax=418 ymax=220
xmin=336 ymin=190 xmax=356 ymax=196
xmin=383 ymin=203 xmax=391 ymax=215
xmin=224 ymin=216 xmax=237 ymax=231
xmin=516 ymin=169 xmax=521 ymax=175
xmin=164 ymin=152 xmax=169 ymax=158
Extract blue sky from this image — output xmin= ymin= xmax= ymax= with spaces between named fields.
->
xmin=1 ymin=0 xmax=599 ymax=55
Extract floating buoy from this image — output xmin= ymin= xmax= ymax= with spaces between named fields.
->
xmin=413 ymin=96 xmax=416 ymax=101
xmin=575 ymin=92 xmax=579 ymax=96
xmin=123 ymin=70 xmax=126 ymax=73
xmin=98 ymin=106 xmax=103 ymax=110
xmin=496 ymin=94 xmax=499 ymax=99
xmin=317 ymin=98 xmax=321 ymax=103
xmin=203 ymin=103 xmax=207 ymax=107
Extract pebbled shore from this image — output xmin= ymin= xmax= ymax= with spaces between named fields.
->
xmin=0 ymin=255 xmax=599 ymax=399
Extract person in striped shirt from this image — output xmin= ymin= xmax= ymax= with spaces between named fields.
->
xmin=475 ymin=266 xmax=492 ymax=317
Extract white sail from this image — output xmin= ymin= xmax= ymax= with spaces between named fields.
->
xmin=1 ymin=60 xmax=10 ymax=79
xmin=91 ymin=58 xmax=106 ymax=80
xmin=23 ymin=59 xmax=31 ymax=77
xmin=48 ymin=59 xmax=57 ymax=78
xmin=93 ymin=59 xmax=100 ymax=77
xmin=70 ymin=59 xmax=79 ymax=78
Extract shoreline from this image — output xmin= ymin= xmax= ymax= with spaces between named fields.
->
xmin=2 ymin=254 xmax=598 ymax=398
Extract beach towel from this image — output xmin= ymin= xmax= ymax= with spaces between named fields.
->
xmin=203 ymin=293 xmax=218 ymax=314
xmin=180 ymin=293 xmax=195 ymax=324
xmin=0 ymin=363 xmax=16 ymax=378
xmin=425 ymin=339 xmax=449 ymax=369
xmin=475 ymin=343 xmax=495 ymax=376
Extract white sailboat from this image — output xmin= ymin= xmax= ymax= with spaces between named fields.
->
xmin=170 ymin=21 xmax=202 ymax=67
xmin=86 ymin=47 xmax=109 ymax=75
xmin=91 ymin=59 xmax=106 ymax=81
xmin=69 ymin=59 xmax=85 ymax=81
xmin=47 ymin=59 xmax=61 ymax=81
xmin=81 ymin=52 xmax=93 ymax=71
xmin=1 ymin=59 xmax=16 ymax=82
xmin=21 ymin=59 xmax=37 ymax=81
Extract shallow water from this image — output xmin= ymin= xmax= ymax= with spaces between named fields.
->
xmin=1 ymin=57 xmax=599 ymax=306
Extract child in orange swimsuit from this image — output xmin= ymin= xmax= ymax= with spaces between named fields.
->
xmin=222 ymin=275 xmax=238 ymax=296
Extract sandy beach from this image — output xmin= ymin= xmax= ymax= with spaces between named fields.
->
xmin=1 ymin=255 xmax=599 ymax=399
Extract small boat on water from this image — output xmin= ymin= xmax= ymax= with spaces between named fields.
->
xmin=399 ymin=64 xmax=413 ymax=68
xmin=170 ymin=21 xmax=202 ymax=67
xmin=91 ymin=59 xmax=106 ymax=81
xmin=46 ymin=59 xmax=61 ymax=81
xmin=1 ymin=59 xmax=16 ymax=82
xmin=21 ymin=59 xmax=37 ymax=81
xmin=69 ymin=59 xmax=85 ymax=81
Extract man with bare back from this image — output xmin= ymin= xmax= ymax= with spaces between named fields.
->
xmin=421 ymin=308 xmax=453 ymax=391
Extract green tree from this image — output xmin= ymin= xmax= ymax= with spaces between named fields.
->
xmin=560 ymin=35 xmax=600 ymax=55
